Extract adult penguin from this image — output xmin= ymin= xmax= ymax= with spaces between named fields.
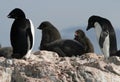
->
xmin=86 ymin=15 xmax=117 ymax=58
xmin=8 ymin=8 xmax=35 ymax=59
xmin=38 ymin=21 xmax=85 ymax=57
xmin=74 ymin=29 xmax=94 ymax=53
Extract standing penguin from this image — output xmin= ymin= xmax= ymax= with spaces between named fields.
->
xmin=38 ymin=21 xmax=85 ymax=57
xmin=74 ymin=29 xmax=94 ymax=53
xmin=86 ymin=15 xmax=117 ymax=58
xmin=8 ymin=8 xmax=35 ymax=59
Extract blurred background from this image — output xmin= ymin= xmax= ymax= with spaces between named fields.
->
xmin=0 ymin=0 xmax=120 ymax=54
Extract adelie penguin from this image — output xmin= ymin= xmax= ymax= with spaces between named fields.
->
xmin=8 ymin=8 xmax=35 ymax=59
xmin=38 ymin=21 xmax=85 ymax=57
xmin=86 ymin=15 xmax=117 ymax=58
xmin=74 ymin=29 xmax=94 ymax=53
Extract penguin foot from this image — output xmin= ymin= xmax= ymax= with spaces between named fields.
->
xmin=23 ymin=50 xmax=32 ymax=60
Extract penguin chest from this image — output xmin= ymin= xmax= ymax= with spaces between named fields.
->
xmin=94 ymin=22 xmax=102 ymax=41
xmin=94 ymin=22 xmax=110 ymax=58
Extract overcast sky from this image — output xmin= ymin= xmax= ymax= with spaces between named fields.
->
xmin=0 ymin=0 xmax=120 ymax=54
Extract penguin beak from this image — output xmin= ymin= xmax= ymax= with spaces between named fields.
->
xmin=86 ymin=23 xmax=94 ymax=31
xmin=7 ymin=15 xmax=11 ymax=18
xmin=7 ymin=14 xmax=13 ymax=18
xmin=86 ymin=25 xmax=91 ymax=31
xmin=86 ymin=21 xmax=94 ymax=31
xmin=37 ymin=26 xmax=42 ymax=30
xmin=37 ymin=27 xmax=40 ymax=29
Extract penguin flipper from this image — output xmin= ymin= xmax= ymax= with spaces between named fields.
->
xmin=99 ymin=31 xmax=109 ymax=48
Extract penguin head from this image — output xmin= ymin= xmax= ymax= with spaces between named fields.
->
xmin=75 ymin=29 xmax=85 ymax=38
xmin=7 ymin=8 xmax=26 ymax=19
xmin=37 ymin=21 xmax=53 ymax=30
xmin=86 ymin=15 xmax=101 ymax=31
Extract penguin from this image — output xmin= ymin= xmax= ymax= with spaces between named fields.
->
xmin=112 ymin=50 xmax=120 ymax=56
xmin=38 ymin=21 xmax=85 ymax=57
xmin=86 ymin=15 xmax=117 ymax=58
xmin=74 ymin=29 xmax=94 ymax=53
xmin=7 ymin=8 xmax=35 ymax=59
xmin=39 ymin=21 xmax=62 ymax=50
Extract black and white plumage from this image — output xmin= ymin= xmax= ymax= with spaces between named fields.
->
xmin=38 ymin=21 xmax=85 ymax=57
xmin=8 ymin=8 xmax=34 ymax=59
xmin=86 ymin=15 xmax=117 ymax=58
xmin=74 ymin=29 xmax=94 ymax=53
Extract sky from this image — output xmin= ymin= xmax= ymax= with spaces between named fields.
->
xmin=0 ymin=0 xmax=120 ymax=54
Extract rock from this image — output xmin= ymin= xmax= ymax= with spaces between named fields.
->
xmin=0 ymin=47 xmax=12 ymax=58
xmin=0 ymin=50 xmax=119 ymax=82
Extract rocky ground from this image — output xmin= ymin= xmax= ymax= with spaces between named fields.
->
xmin=0 ymin=50 xmax=120 ymax=82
